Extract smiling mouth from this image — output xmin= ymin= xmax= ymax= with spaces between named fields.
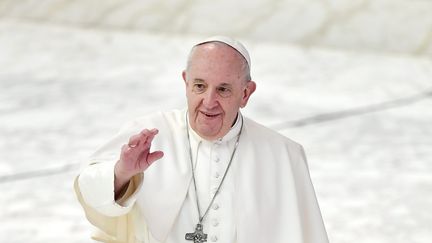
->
xmin=201 ymin=111 xmax=220 ymax=118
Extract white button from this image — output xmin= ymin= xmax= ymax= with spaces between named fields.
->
xmin=214 ymin=157 xmax=220 ymax=163
xmin=212 ymin=204 xmax=219 ymax=210
xmin=214 ymin=172 xmax=220 ymax=179
xmin=212 ymin=220 xmax=219 ymax=227
xmin=211 ymin=235 xmax=218 ymax=242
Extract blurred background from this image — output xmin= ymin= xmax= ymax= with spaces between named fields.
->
xmin=0 ymin=0 xmax=431 ymax=242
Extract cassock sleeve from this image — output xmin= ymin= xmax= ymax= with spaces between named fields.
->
xmin=76 ymin=118 xmax=148 ymax=216
xmin=74 ymin=116 xmax=163 ymax=242
xmin=77 ymin=160 xmax=143 ymax=217
xmin=75 ymin=170 xmax=146 ymax=243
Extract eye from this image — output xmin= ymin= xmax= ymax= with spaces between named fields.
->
xmin=192 ymin=83 xmax=206 ymax=93
xmin=217 ymin=86 xmax=232 ymax=97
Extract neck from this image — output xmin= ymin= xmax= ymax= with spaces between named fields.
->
xmin=186 ymin=111 xmax=242 ymax=142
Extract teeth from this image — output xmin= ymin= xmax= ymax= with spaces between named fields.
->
xmin=202 ymin=112 xmax=218 ymax=117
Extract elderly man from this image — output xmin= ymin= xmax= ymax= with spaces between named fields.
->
xmin=75 ymin=36 xmax=329 ymax=243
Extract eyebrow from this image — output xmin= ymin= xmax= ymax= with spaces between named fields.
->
xmin=192 ymin=79 xmax=233 ymax=87
xmin=219 ymin=83 xmax=232 ymax=87
xmin=193 ymin=79 xmax=205 ymax=83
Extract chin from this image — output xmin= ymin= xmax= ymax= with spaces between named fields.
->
xmin=197 ymin=129 xmax=219 ymax=139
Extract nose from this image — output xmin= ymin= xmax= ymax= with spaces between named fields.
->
xmin=202 ymin=89 xmax=219 ymax=109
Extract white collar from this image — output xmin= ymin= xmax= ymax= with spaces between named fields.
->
xmin=186 ymin=111 xmax=243 ymax=146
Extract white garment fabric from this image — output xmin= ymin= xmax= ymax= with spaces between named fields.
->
xmin=197 ymin=36 xmax=251 ymax=68
xmin=165 ymin=114 xmax=241 ymax=243
xmin=77 ymin=109 xmax=329 ymax=243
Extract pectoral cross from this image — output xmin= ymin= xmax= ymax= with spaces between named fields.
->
xmin=185 ymin=223 xmax=208 ymax=243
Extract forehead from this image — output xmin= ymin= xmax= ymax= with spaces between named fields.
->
xmin=190 ymin=42 xmax=244 ymax=65
xmin=187 ymin=43 xmax=244 ymax=83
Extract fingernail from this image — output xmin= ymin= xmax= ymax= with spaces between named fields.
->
xmin=128 ymin=142 xmax=139 ymax=148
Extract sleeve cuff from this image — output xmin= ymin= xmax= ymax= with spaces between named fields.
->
xmin=77 ymin=161 xmax=143 ymax=217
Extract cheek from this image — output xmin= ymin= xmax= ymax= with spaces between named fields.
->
xmin=220 ymin=99 xmax=237 ymax=114
xmin=187 ymin=93 xmax=201 ymax=109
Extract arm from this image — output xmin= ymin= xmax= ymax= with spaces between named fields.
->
xmin=76 ymin=128 xmax=164 ymax=217
xmin=114 ymin=128 xmax=164 ymax=198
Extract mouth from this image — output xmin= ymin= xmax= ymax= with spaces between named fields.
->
xmin=200 ymin=111 xmax=221 ymax=118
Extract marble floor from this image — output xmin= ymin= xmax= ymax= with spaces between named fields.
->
xmin=0 ymin=20 xmax=431 ymax=243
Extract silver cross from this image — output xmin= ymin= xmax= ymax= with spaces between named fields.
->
xmin=185 ymin=224 xmax=208 ymax=243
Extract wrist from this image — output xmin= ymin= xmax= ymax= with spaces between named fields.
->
xmin=114 ymin=161 xmax=133 ymax=181
xmin=114 ymin=173 xmax=130 ymax=200
xmin=114 ymin=162 xmax=133 ymax=192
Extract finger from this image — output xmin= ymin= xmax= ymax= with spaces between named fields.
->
xmin=128 ymin=128 xmax=155 ymax=150
xmin=138 ymin=129 xmax=158 ymax=149
xmin=128 ymin=133 xmax=143 ymax=148
xmin=121 ymin=144 xmax=137 ymax=158
xmin=121 ymin=144 xmax=129 ymax=153
xmin=120 ymin=144 xmax=134 ymax=165
xmin=140 ymin=128 xmax=158 ymax=139
xmin=146 ymin=151 xmax=164 ymax=165
xmin=141 ymin=128 xmax=158 ymax=134
xmin=144 ymin=129 xmax=159 ymax=145
xmin=149 ymin=128 xmax=158 ymax=134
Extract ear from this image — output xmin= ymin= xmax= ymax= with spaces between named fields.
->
xmin=182 ymin=70 xmax=189 ymax=93
xmin=240 ymin=81 xmax=256 ymax=108
xmin=182 ymin=70 xmax=187 ymax=84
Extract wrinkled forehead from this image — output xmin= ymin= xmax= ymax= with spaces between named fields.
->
xmin=186 ymin=44 xmax=248 ymax=84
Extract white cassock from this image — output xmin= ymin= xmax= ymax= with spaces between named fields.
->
xmin=75 ymin=109 xmax=329 ymax=243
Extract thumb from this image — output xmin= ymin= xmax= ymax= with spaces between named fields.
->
xmin=147 ymin=151 xmax=164 ymax=165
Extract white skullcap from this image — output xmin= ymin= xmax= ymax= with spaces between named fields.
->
xmin=195 ymin=35 xmax=251 ymax=68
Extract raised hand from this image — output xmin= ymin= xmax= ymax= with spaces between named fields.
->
xmin=114 ymin=128 xmax=164 ymax=195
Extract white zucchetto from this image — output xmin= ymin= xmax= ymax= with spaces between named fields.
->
xmin=195 ymin=35 xmax=251 ymax=68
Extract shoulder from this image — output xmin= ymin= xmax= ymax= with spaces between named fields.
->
xmin=242 ymin=116 xmax=308 ymax=168
xmin=243 ymin=116 xmax=303 ymax=151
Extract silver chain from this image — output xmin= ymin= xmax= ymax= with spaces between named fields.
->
xmin=185 ymin=112 xmax=243 ymax=224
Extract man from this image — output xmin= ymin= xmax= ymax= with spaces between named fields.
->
xmin=75 ymin=36 xmax=329 ymax=243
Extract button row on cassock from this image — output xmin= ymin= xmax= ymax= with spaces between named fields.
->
xmin=211 ymin=149 xmax=220 ymax=242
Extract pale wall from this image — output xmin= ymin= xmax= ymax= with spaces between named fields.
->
xmin=0 ymin=0 xmax=431 ymax=55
